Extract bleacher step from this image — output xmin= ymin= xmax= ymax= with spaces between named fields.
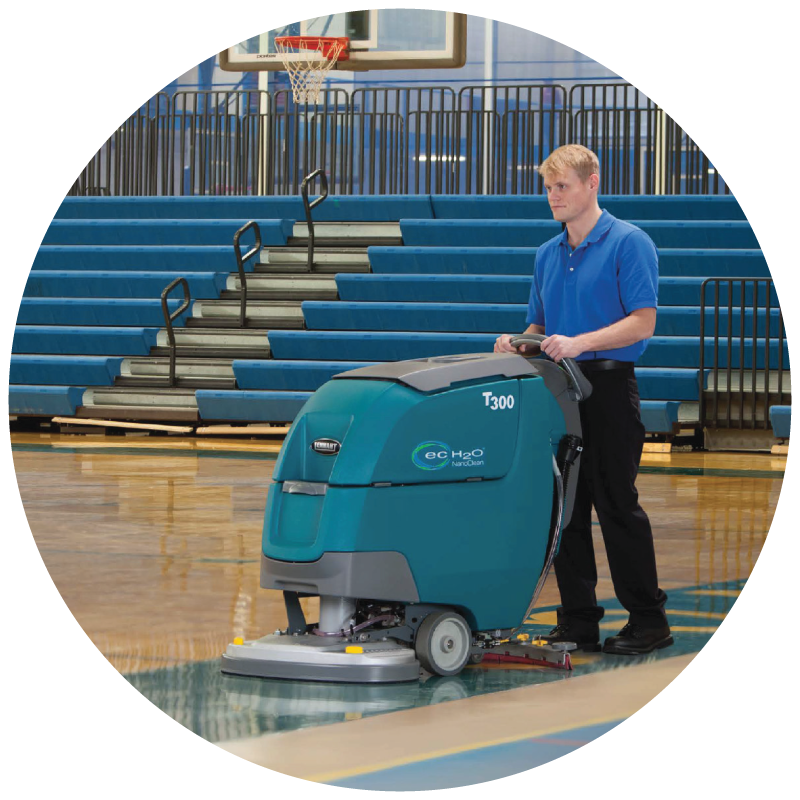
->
xmin=702 ymin=404 xmax=778 ymax=424
xmin=152 ymin=328 xmax=270 ymax=359
xmin=115 ymin=357 xmax=237 ymax=389
xmin=74 ymin=405 xmax=199 ymax=423
xmin=257 ymin=247 xmax=371 ymax=274
xmin=75 ymin=387 xmax=201 ymax=423
xmin=83 ymin=386 xmax=198 ymax=409
xmin=704 ymin=371 xmax=791 ymax=392
xmin=678 ymin=402 xmax=700 ymax=424
xmin=189 ymin=300 xmax=305 ymax=329
xmin=224 ymin=275 xmax=338 ymax=300
xmin=113 ymin=376 xmax=235 ymax=390
xmin=263 ymin=248 xmax=371 ymax=265
xmin=290 ymin=222 xmax=402 ymax=246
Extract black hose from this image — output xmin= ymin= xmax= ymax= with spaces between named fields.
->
xmin=555 ymin=434 xmax=583 ymax=550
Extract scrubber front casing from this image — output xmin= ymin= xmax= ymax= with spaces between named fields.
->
xmin=261 ymin=354 xmax=573 ymax=632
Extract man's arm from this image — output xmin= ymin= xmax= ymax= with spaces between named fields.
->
xmin=540 ymin=308 xmax=656 ymax=362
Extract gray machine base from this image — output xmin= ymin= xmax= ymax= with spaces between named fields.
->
xmin=220 ymin=634 xmax=421 ymax=684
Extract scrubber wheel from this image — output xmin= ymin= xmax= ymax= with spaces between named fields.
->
xmin=415 ymin=610 xmax=472 ymax=677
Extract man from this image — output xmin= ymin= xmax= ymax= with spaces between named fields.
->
xmin=495 ymin=144 xmax=672 ymax=655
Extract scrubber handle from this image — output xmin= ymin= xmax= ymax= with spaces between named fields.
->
xmin=509 ymin=334 xmax=593 ymax=401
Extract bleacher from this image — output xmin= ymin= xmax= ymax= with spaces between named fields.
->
xmin=11 ymin=194 xmax=790 ymax=443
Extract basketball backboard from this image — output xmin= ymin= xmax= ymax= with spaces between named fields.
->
xmin=219 ymin=10 xmax=467 ymax=72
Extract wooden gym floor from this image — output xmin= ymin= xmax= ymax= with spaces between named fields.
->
xmin=11 ymin=431 xmax=783 ymax=789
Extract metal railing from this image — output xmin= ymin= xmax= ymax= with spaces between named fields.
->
xmin=160 ymin=278 xmax=191 ymax=388
xmin=699 ymin=278 xmax=789 ymax=430
xmin=69 ymin=83 xmax=729 ymax=197
xmin=300 ymin=169 xmax=329 ymax=271
xmin=232 ymin=221 xmax=262 ymax=327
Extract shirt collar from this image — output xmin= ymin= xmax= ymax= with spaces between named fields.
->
xmin=559 ymin=209 xmax=616 ymax=249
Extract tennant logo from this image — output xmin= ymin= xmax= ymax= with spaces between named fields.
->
xmin=311 ymin=438 xmax=341 ymax=456
xmin=412 ymin=441 xmax=485 ymax=470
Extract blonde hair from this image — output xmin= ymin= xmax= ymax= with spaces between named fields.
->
xmin=539 ymin=144 xmax=600 ymax=183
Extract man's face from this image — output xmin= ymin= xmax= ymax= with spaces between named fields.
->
xmin=543 ymin=168 xmax=597 ymax=224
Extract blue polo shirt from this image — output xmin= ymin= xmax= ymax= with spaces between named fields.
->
xmin=526 ymin=210 xmax=658 ymax=362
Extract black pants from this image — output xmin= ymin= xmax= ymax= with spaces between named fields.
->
xmin=554 ymin=364 xmax=668 ymax=630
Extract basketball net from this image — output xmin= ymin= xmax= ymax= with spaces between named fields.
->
xmin=275 ymin=36 xmax=349 ymax=104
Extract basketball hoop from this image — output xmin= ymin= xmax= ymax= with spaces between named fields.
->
xmin=274 ymin=36 xmax=350 ymax=104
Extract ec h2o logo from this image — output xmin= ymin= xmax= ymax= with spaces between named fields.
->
xmin=412 ymin=441 xmax=486 ymax=470
xmin=412 ymin=441 xmax=451 ymax=470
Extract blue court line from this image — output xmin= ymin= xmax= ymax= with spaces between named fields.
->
xmin=326 ymin=719 xmax=622 ymax=790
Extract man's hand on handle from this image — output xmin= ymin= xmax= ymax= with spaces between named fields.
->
xmin=493 ymin=334 xmax=521 ymax=353
xmin=494 ymin=332 xmax=585 ymax=362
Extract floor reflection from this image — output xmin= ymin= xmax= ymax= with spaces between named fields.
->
xmin=125 ymin=578 xmax=744 ymax=744
xmin=11 ymin=435 xmax=778 ymax=749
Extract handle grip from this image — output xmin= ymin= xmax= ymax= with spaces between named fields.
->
xmin=509 ymin=334 xmax=593 ymax=401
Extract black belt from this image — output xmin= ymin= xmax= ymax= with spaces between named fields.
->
xmin=577 ymin=359 xmax=634 ymax=373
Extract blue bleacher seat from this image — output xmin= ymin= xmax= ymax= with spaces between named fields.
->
xmin=43 ymin=219 xmax=294 ymax=247
xmin=268 ymin=330 xmax=498 ymax=362
xmin=770 ymin=406 xmax=791 ymax=439
xmin=195 ymin=390 xmax=311 ymax=422
xmin=301 ymin=300 xmax=785 ymax=339
xmin=9 ymin=385 xmax=86 ymax=416
xmin=657 ymin=250 xmax=769 ymax=278
xmin=429 ymin=195 xmax=745 ymax=221
xmin=369 ymin=246 xmax=537 ymax=275
xmin=268 ymin=330 xmax=673 ymax=380
xmin=233 ymin=360 xmax=376 ymax=391
xmin=25 ymin=271 xmax=227 ymax=299
xmin=33 ymin=246 xmax=239 ymax=271
xmin=337 ymin=274 xmax=781 ymax=308
xmin=640 ymin=401 xmax=682 ymax=433
xmin=658 ymin=277 xmax=779 ymax=307
xmin=637 ymin=337 xmax=789 ymax=369
xmin=10 ymin=355 xmax=123 ymax=386
xmin=636 ymin=369 xmax=701 ymax=401
xmin=369 ymin=246 xmax=769 ymax=278
xmin=13 ymin=326 xmax=160 ymax=356
xmin=655 ymin=307 xmax=783 ymax=337
xmin=401 ymin=220 xmax=558 ymax=248
xmin=336 ymin=274 xmax=534 ymax=304
xmin=17 ymin=298 xmax=192 ymax=327
xmin=301 ymin=301 xmax=527 ymax=333
xmin=55 ymin=195 xmax=434 ymax=221
xmin=55 ymin=195 xmax=743 ymax=222
xmin=399 ymin=220 xmax=759 ymax=249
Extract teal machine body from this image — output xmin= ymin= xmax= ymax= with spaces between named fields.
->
xmin=222 ymin=347 xmax=589 ymax=683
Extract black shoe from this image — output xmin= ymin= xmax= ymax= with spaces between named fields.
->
xmin=603 ymin=623 xmax=674 ymax=655
xmin=540 ymin=623 xmax=601 ymax=652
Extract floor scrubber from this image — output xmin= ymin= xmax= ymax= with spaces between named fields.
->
xmin=221 ymin=335 xmax=591 ymax=683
